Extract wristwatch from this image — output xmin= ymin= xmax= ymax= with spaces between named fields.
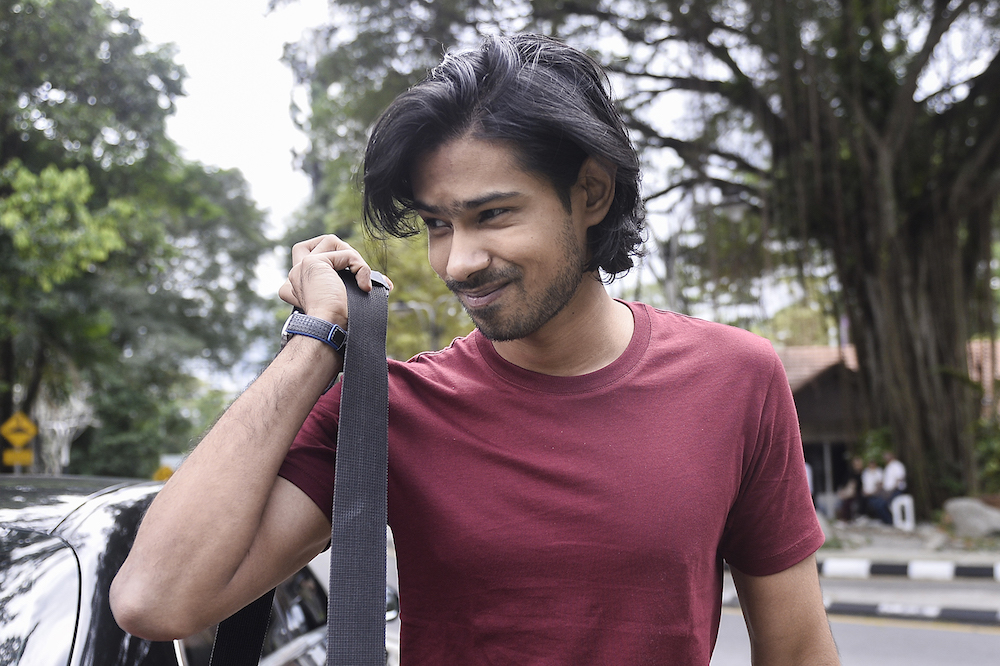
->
xmin=280 ymin=308 xmax=347 ymax=354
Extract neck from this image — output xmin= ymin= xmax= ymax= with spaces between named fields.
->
xmin=491 ymin=276 xmax=634 ymax=376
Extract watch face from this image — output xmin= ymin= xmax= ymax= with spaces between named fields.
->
xmin=280 ymin=308 xmax=302 ymax=347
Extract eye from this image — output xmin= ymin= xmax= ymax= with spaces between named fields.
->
xmin=422 ymin=217 xmax=449 ymax=231
xmin=479 ymin=208 xmax=507 ymax=222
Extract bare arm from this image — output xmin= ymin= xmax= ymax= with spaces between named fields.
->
xmin=730 ymin=554 xmax=840 ymax=666
xmin=111 ymin=235 xmax=387 ymax=640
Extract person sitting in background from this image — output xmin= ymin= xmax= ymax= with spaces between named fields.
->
xmin=872 ymin=451 xmax=907 ymax=525
xmin=860 ymin=457 xmax=884 ymax=520
xmin=836 ymin=456 xmax=865 ymax=522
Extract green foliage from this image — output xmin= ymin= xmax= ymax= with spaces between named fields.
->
xmin=1 ymin=0 xmax=274 ymax=477
xmin=975 ymin=419 xmax=1000 ymax=495
xmin=66 ymin=363 xmax=195 ymax=478
xmin=368 ymin=233 xmax=473 ymax=359
xmin=752 ymin=300 xmax=836 ymax=347
xmin=858 ymin=427 xmax=893 ymax=464
xmin=0 ymin=0 xmax=183 ymax=170
xmin=0 ymin=158 xmax=125 ymax=292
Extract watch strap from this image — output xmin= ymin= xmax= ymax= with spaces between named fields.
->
xmin=284 ymin=312 xmax=347 ymax=352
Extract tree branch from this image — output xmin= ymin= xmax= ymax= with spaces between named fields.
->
xmin=889 ymin=0 xmax=975 ymax=152
xmin=676 ymin=9 xmax=788 ymax=143
xmin=644 ymin=176 xmax=763 ymax=207
xmin=624 ymin=114 xmax=767 ymax=177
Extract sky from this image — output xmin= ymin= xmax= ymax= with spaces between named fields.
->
xmin=115 ymin=0 xmax=331 ymax=291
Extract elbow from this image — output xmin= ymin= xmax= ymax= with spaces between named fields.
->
xmin=110 ymin=569 xmax=203 ymax=641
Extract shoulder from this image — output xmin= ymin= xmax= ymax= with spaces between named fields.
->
xmin=634 ymin=302 xmax=781 ymax=374
xmin=388 ymin=329 xmax=484 ymax=380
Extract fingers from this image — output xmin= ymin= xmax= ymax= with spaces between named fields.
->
xmin=288 ymin=234 xmax=394 ymax=293
xmin=290 ymin=235 xmax=368 ymax=286
xmin=279 ymin=234 xmax=394 ymax=324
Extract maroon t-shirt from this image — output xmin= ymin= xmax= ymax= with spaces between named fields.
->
xmin=279 ymin=302 xmax=823 ymax=664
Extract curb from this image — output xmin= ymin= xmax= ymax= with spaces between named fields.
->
xmin=725 ymin=558 xmax=1000 ymax=626
xmin=823 ymin=601 xmax=1000 ymax=626
xmin=722 ymin=593 xmax=1000 ymax=627
xmin=815 ymin=557 xmax=1000 ymax=626
xmin=817 ymin=557 xmax=1000 ymax=581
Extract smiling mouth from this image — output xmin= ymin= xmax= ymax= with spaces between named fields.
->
xmin=455 ymin=283 xmax=507 ymax=309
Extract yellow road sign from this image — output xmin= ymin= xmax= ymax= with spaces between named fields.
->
xmin=1 ymin=412 xmax=37 ymax=449
xmin=152 ymin=465 xmax=174 ymax=481
xmin=3 ymin=448 xmax=33 ymax=467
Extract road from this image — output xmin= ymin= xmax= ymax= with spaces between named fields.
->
xmin=713 ymin=572 xmax=1000 ymax=664
xmin=711 ymin=607 xmax=1000 ymax=665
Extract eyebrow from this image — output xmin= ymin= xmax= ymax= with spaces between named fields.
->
xmin=412 ymin=191 xmax=522 ymax=216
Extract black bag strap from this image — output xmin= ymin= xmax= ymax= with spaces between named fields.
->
xmin=209 ymin=269 xmax=390 ymax=666
xmin=327 ymin=270 xmax=390 ymax=665
xmin=207 ymin=589 xmax=275 ymax=666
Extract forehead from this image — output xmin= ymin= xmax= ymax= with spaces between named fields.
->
xmin=410 ymin=137 xmax=553 ymax=210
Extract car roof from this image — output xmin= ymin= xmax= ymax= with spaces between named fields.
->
xmin=0 ymin=475 xmax=155 ymax=534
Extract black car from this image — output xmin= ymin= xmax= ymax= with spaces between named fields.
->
xmin=0 ymin=475 xmax=400 ymax=665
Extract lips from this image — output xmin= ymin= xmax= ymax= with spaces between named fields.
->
xmin=456 ymin=283 xmax=507 ymax=309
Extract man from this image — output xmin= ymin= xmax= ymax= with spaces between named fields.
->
xmin=873 ymin=451 xmax=907 ymax=525
xmin=112 ymin=34 xmax=839 ymax=664
xmin=860 ymin=457 xmax=884 ymax=520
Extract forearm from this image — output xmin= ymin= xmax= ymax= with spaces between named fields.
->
xmin=111 ymin=336 xmax=339 ymax=637
xmin=749 ymin=632 xmax=840 ymax=666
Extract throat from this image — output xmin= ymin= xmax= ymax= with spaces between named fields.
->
xmin=492 ymin=296 xmax=634 ymax=376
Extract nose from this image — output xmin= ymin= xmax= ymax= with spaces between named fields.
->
xmin=441 ymin=228 xmax=490 ymax=283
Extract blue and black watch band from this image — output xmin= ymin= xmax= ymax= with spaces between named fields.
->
xmin=281 ymin=309 xmax=347 ymax=353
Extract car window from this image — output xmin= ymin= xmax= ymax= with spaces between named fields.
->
xmin=0 ymin=527 xmax=79 ymax=665
xmin=266 ymin=567 xmax=326 ymax=650
xmin=182 ymin=565 xmax=327 ymax=666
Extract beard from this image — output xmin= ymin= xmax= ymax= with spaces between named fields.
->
xmin=446 ymin=221 xmax=588 ymax=342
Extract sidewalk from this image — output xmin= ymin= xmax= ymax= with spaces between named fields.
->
xmin=818 ymin=517 xmax=1000 ymax=567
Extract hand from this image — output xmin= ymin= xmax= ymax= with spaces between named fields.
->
xmin=278 ymin=235 xmax=392 ymax=327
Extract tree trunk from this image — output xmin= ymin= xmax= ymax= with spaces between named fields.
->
xmin=1 ymin=336 xmax=13 ymax=425
xmin=843 ymin=196 xmax=978 ymax=515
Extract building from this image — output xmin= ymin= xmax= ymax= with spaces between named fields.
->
xmin=775 ymin=345 xmax=860 ymax=517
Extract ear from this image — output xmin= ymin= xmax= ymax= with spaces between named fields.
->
xmin=573 ymin=157 xmax=616 ymax=229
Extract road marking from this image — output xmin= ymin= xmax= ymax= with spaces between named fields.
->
xmin=827 ymin=613 xmax=1000 ymax=635
xmin=821 ymin=558 xmax=871 ymax=578
xmin=908 ymin=560 xmax=956 ymax=581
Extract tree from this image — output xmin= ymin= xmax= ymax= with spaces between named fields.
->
xmin=1 ymin=0 xmax=274 ymax=476
xmin=591 ymin=0 xmax=1000 ymax=514
xmin=283 ymin=0 xmax=1000 ymax=511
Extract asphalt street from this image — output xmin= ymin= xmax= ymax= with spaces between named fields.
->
xmin=711 ymin=607 xmax=1000 ymax=665
xmin=715 ymin=564 xmax=1000 ymax=664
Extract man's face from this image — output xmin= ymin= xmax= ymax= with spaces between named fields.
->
xmin=411 ymin=137 xmax=591 ymax=341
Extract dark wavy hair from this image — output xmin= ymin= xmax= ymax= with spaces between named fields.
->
xmin=362 ymin=34 xmax=645 ymax=278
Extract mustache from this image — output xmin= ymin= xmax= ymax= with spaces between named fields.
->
xmin=445 ymin=266 xmax=522 ymax=293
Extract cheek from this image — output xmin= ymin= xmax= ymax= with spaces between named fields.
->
xmin=427 ymin=236 xmax=449 ymax=279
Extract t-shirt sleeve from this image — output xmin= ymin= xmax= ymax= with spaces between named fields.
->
xmin=719 ymin=352 xmax=825 ymax=576
xmin=277 ymin=383 xmax=342 ymax=521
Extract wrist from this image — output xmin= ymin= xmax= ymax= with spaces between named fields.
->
xmin=304 ymin=308 xmax=348 ymax=331
xmin=281 ymin=310 xmax=347 ymax=354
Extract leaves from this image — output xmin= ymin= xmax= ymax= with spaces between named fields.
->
xmin=0 ymin=0 xmax=274 ymax=477
xmin=0 ymin=158 xmax=125 ymax=292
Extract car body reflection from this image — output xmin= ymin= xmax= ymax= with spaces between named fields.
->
xmin=0 ymin=476 xmax=400 ymax=666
